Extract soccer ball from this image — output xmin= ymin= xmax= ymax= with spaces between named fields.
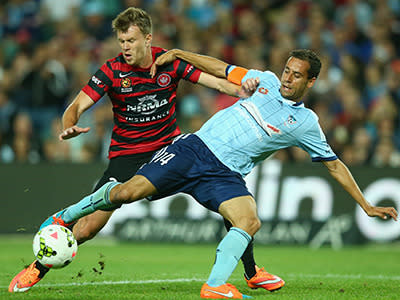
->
xmin=32 ymin=225 xmax=78 ymax=269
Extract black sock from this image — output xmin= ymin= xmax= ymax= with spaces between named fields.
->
xmin=241 ymin=238 xmax=257 ymax=279
xmin=223 ymin=218 xmax=257 ymax=279
xmin=34 ymin=261 xmax=50 ymax=278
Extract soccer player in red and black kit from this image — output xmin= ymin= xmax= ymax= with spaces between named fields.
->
xmin=9 ymin=7 xmax=284 ymax=293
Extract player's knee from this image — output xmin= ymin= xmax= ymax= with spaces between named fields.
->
xmin=112 ymin=184 xmax=138 ymax=203
xmin=247 ymin=216 xmax=261 ymax=236
xmin=234 ymin=215 xmax=260 ymax=236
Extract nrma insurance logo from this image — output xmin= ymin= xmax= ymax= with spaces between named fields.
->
xmin=127 ymin=95 xmax=168 ymax=115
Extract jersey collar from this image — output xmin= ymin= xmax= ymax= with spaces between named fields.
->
xmin=282 ymin=99 xmax=304 ymax=107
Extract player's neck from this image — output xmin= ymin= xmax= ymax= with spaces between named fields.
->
xmin=139 ymin=48 xmax=153 ymax=69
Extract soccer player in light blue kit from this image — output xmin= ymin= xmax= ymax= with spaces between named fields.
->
xmin=35 ymin=49 xmax=397 ymax=299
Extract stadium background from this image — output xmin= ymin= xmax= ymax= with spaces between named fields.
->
xmin=0 ymin=0 xmax=399 ymax=246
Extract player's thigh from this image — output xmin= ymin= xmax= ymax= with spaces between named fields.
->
xmin=73 ymin=210 xmax=114 ymax=241
xmin=218 ymin=195 xmax=260 ymax=236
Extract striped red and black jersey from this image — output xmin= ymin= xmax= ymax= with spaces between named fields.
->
xmin=82 ymin=46 xmax=202 ymax=158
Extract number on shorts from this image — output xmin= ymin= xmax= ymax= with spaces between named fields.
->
xmin=151 ymin=147 xmax=176 ymax=165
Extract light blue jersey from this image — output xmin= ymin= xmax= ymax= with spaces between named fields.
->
xmin=195 ymin=69 xmax=337 ymax=177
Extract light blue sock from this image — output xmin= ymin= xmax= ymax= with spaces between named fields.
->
xmin=62 ymin=181 xmax=121 ymax=223
xmin=207 ymin=227 xmax=251 ymax=287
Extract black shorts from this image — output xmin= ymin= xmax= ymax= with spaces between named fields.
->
xmin=93 ymin=151 xmax=156 ymax=192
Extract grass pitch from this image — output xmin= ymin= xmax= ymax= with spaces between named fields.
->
xmin=0 ymin=235 xmax=399 ymax=299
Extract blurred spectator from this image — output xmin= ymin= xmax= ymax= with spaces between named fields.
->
xmin=42 ymin=117 xmax=70 ymax=162
xmin=371 ymin=138 xmax=400 ymax=167
xmin=39 ymin=0 xmax=81 ymax=24
xmin=0 ymin=0 xmax=399 ymax=167
xmin=7 ymin=112 xmax=40 ymax=163
xmin=0 ymin=91 xmax=17 ymax=135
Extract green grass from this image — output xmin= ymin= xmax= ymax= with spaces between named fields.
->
xmin=0 ymin=235 xmax=399 ymax=299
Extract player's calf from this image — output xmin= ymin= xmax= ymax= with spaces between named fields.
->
xmin=40 ymin=181 xmax=121 ymax=231
xmin=72 ymin=210 xmax=114 ymax=243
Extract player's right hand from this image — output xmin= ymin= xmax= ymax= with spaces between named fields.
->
xmin=238 ymin=77 xmax=260 ymax=98
xmin=366 ymin=205 xmax=398 ymax=221
xmin=59 ymin=126 xmax=90 ymax=141
xmin=150 ymin=49 xmax=178 ymax=77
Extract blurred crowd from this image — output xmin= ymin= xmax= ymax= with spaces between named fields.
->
xmin=0 ymin=0 xmax=400 ymax=167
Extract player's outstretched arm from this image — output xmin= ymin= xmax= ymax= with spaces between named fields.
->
xmin=59 ymin=91 xmax=94 ymax=141
xmin=196 ymin=72 xmax=259 ymax=98
xmin=150 ymin=49 xmax=229 ymax=78
xmin=323 ymin=159 xmax=398 ymax=220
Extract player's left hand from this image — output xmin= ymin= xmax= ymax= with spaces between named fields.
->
xmin=366 ymin=205 xmax=398 ymax=221
xmin=150 ymin=49 xmax=178 ymax=77
xmin=238 ymin=77 xmax=260 ymax=98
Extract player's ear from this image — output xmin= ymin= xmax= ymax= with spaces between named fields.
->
xmin=145 ymin=34 xmax=152 ymax=47
xmin=307 ymin=77 xmax=316 ymax=88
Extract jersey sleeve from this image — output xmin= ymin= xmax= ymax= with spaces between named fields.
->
xmin=81 ymin=61 xmax=114 ymax=103
xmin=174 ymin=59 xmax=201 ymax=83
xmin=299 ymin=115 xmax=337 ymax=162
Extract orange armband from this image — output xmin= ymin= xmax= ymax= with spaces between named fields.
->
xmin=226 ymin=66 xmax=248 ymax=85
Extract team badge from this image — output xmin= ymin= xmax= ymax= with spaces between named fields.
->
xmin=285 ymin=115 xmax=297 ymax=127
xmin=157 ymin=73 xmax=171 ymax=87
xmin=121 ymin=77 xmax=132 ymax=88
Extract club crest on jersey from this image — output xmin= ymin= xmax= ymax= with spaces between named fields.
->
xmin=121 ymin=78 xmax=133 ymax=92
xmin=284 ymin=115 xmax=297 ymax=127
xmin=121 ymin=77 xmax=131 ymax=88
xmin=157 ymin=73 xmax=171 ymax=87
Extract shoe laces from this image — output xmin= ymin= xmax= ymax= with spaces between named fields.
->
xmin=255 ymin=267 xmax=275 ymax=279
xmin=18 ymin=265 xmax=40 ymax=285
xmin=52 ymin=215 xmax=65 ymax=225
xmin=52 ymin=214 xmax=73 ymax=227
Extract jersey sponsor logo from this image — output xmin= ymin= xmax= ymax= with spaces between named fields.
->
xmin=126 ymin=94 xmax=169 ymax=115
xmin=91 ymin=76 xmax=104 ymax=87
xmin=125 ymin=110 xmax=170 ymax=123
xmin=119 ymin=71 xmax=134 ymax=78
xmin=258 ymin=87 xmax=269 ymax=94
xmin=185 ymin=65 xmax=194 ymax=76
xmin=157 ymin=73 xmax=172 ymax=87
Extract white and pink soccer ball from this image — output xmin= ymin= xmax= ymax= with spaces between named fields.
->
xmin=32 ymin=225 xmax=78 ymax=269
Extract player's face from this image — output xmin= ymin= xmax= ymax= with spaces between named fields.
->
xmin=117 ymin=25 xmax=152 ymax=67
xmin=279 ymin=57 xmax=316 ymax=101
